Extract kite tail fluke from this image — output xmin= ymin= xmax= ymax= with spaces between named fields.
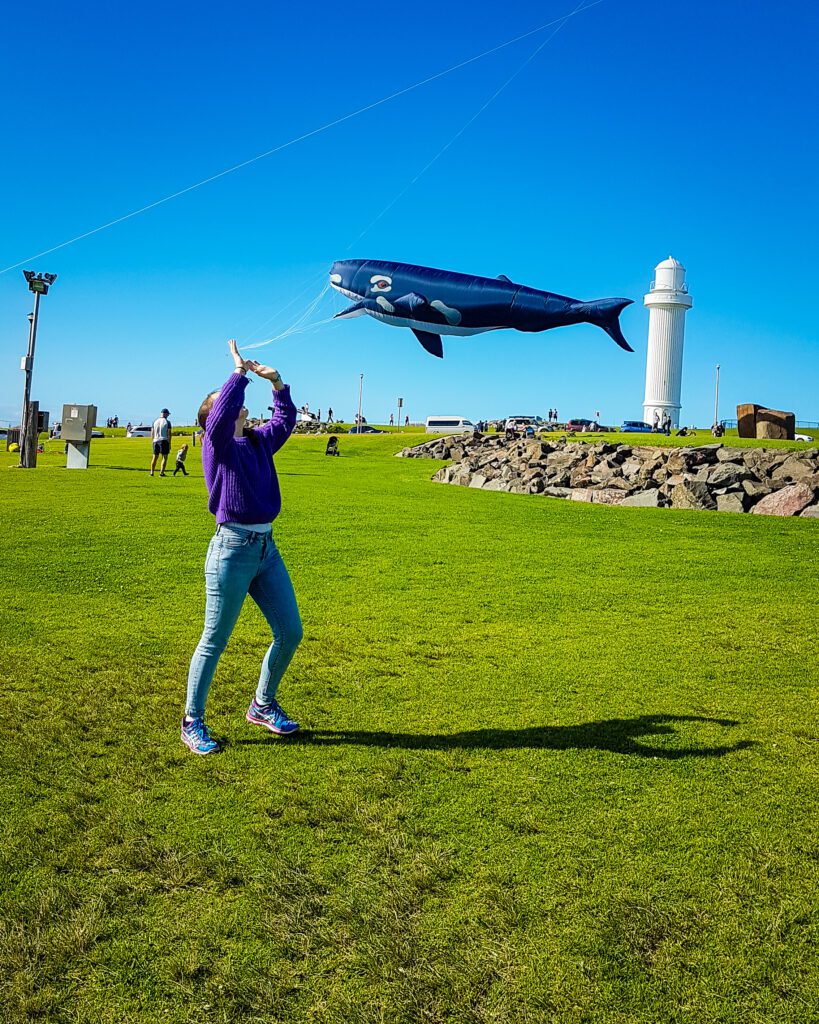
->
xmin=580 ymin=298 xmax=634 ymax=352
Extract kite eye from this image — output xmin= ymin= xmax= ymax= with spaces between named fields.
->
xmin=370 ymin=274 xmax=392 ymax=293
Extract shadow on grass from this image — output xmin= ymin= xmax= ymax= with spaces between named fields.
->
xmin=237 ymin=715 xmax=754 ymax=759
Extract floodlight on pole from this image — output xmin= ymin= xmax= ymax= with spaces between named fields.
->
xmin=23 ymin=270 xmax=57 ymax=295
xmin=19 ymin=270 xmax=57 ymax=468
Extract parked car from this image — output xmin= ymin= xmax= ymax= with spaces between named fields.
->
xmin=425 ymin=416 xmax=478 ymax=434
xmin=126 ymin=425 xmax=152 ymax=438
xmin=505 ymin=415 xmax=543 ymax=429
xmin=620 ymin=420 xmax=654 ymax=433
xmin=348 ymin=425 xmax=386 ymax=434
xmin=566 ymin=418 xmax=594 ymax=432
xmin=91 ymin=429 xmax=105 ymax=438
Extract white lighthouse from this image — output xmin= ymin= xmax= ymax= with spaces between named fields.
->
xmin=643 ymin=256 xmax=693 ymax=430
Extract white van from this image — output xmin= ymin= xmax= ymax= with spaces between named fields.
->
xmin=425 ymin=416 xmax=477 ymax=435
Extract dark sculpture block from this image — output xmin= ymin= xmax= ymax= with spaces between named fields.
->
xmin=736 ymin=404 xmax=761 ymax=438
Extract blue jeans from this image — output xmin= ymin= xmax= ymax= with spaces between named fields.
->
xmin=185 ymin=525 xmax=303 ymax=719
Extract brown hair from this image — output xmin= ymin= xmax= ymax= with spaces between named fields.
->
xmin=198 ymin=392 xmax=218 ymax=430
xmin=197 ymin=390 xmax=258 ymax=443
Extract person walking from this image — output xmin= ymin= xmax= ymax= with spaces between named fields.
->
xmin=150 ymin=408 xmax=172 ymax=476
xmin=389 ymin=413 xmax=394 ymax=426
xmin=181 ymin=339 xmax=301 ymax=756
xmin=173 ymin=443 xmax=189 ymax=476
xmin=327 ymin=407 xmax=333 ymax=424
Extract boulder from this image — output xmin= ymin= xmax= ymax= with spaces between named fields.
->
xmin=589 ymin=459 xmax=620 ymax=483
xmin=716 ymin=493 xmax=748 ymax=514
xmin=482 ymin=478 xmax=509 ymax=492
xmin=591 ymin=489 xmax=627 ymax=505
xmin=751 ymin=483 xmax=815 ymax=517
xmin=570 ymin=488 xmax=594 ymax=503
xmin=620 ymin=489 xmax=662 ymax=508
xmin=742 ymin=479 xmax=773 ymax=501
xmin=670 ymin=480 xmax=717 ymax=511
xmin=716 ymin=447 xmax=745 ymax=463
xmin=620 ymin=458 xmax=643 ymax=480
xmin=771 ymin=455 xmax=817 ymax=485
xmin=800 ymin=505 xmax=819 ymax=518
xmin=659 ymin=473 xmax=686 ymax=497
xmin=569 ymin=466 xmax=596 ymax=489
xmin=755 ymin=408 xmax=795 ymax=441
xmin=542 ymin=486 xmax=572 ymax=498
xmin=741 ymin=448 xmax=769 ymax=475
xmin=666 ymin=448 xmax=695 ymax=474
xmin=706 ymin=462 xmax=753 ymax=488
xmin=468 ymin=474 xmax=487 ymax=489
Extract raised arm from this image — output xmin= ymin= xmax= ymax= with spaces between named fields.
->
xmin=205 ymin=340 xmax=252 ymax=452
xmin=248 ymin=361 xmax=297 ymax=454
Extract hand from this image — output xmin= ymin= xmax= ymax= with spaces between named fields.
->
xmin=228 ymin=339 xmax=251 ymax=372
xmin=247 ymin=361 xmax=284 ymax=389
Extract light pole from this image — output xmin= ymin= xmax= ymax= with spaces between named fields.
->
xmin=19 ymin=271 xmax=57 ymax=468
xmin=713 ymin=363 xmax=721 ymax=430
xmin=396 ymin=397 xmax=403 ymax=432
xmin=356 ymin=373 xmax=364 ymax=433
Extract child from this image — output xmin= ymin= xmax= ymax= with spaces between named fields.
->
xmin=173 ymin=443 xmax=189 ymax=476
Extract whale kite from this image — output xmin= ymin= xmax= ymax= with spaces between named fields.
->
xmin=330 ymin=259 xmax=634 ymax=358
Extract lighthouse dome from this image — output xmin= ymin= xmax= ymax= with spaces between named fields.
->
xmin=653 ymin=255 xmax=686 ymax=291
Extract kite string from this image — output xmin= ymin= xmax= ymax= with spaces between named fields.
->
xmin=348 ymin=0 xmax=589 ymax=249
xmin=243 ymin=282 xmax=334 ymax=349
xmin=0 ymin=0 xmax=605 ymax=276
xmin=237 ymin=268 xmax=328 ymax=342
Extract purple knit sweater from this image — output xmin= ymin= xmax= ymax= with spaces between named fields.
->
xmin=201 ymin=371 xmax=297 ymax=525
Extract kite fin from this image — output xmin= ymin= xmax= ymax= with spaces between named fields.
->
xmin=411 ymin=329 xmax=444 ymax=358
xmin=579 ymin=298 xmax=634 ymax=352
xmin=496 ymin=274 xmax=513 ymax=283
xmin=392 ymin=292 xmax=429 ymax=315
xmin=334 ymin=301 xmax=367 ymax=319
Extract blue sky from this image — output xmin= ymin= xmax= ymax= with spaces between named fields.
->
xmin=1 ymin=0 xmax=816 ymax=427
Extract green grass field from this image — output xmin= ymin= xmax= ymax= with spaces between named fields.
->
xmin=1 ymin=433 xmax=818 ymax=1023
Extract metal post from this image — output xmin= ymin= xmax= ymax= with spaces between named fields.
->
xmin=19 ymin=293 xmax=41 ymax=468
xmin=713 ymin=363 xmax=721 ymax=429
xmin=356 ymin=373 xmax=363 ymax=434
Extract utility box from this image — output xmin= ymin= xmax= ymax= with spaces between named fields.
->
xmin=37 ymin=410 xmax=49 ymax=435
xmin=62 ymin=403 xmax=97 ymax=469
xmin=61 ymin=404 xmax=97 ymax=443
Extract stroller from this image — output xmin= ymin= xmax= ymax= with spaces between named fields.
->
xmin=325 ymin=435 xmax=340 ymax=456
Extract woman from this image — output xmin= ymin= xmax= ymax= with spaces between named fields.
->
xmin=182 ymin=339 xmax=302 ymax=755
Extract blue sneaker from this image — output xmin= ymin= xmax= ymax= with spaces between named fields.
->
xmin=246 ymin=697 xmax=300 ymax=736
xmin=181 ymin=717 xmax=220 ymax=755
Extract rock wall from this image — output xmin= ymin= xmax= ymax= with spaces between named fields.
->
xmin=397 ymin=435 xmax=819 ymax=516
